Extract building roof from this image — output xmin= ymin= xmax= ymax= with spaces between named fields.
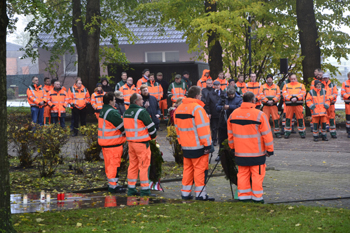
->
xmin=38 ymin=25 xmax=186 ymax=47
xmin=6 ymin=42 xmax=22 ymax=51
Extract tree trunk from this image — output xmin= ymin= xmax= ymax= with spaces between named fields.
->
xmin=205 ymin=0 xmax=223 ymax=80
xmin=296 ymin=0 xmax=321 ymax=116
xmin=72 ymin=0 xmax=101 ymax=95
xmin=0 ymin=0 xmax=15 ymax=232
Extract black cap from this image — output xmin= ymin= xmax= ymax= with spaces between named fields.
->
xmin=142 ymin=69 xmax=150 ymax=74
xmin=96 ymin=83 xmax=102 ymax=87
xmin=314 ymin=80 xmax=322 ymax=86
xmin=228 ymin=79 xmax=235 ymax=83
xmin=266 ymin=74 xmax=273 ymax=80
xmin=183 ymin=71 xmax=189 ymax=75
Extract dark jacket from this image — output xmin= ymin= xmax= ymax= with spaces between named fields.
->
xmin=115 ymin=98 xmax=126 ymax=116
xmin=155 ymin=78 xmax=169 ymax=100
xmin=216 ymin=94 xmax=243 ymax=128
xmin=205 ymin=89 xmax=225 ymax=119
xmin=201 ymin=87 xmax=214 ymax=105
xmin=141 ymin=94 xmax=161 ymax=129
xmin=101 ymin=78 xmax=113 ymax=92
xmin=182 ymin=77 xmax=192 ymax=90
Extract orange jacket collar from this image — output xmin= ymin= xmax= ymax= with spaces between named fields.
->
xmin=240 ymin=102 xmax=256 ymax=109
xmin=182 ymin=97 xmax=205 ymax=107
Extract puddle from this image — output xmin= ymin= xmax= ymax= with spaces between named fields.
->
xmin=10 ymin=193 xmax=182 ymax=214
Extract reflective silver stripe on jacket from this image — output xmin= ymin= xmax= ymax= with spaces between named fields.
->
xmin=126 ymin=108 xmax=151 ymax=140
xmin=98 ymin=108 xmax=124 ymax=140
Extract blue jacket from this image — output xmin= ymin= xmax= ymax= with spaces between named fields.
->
xmin=141 ymin=94 xmax=161 ymax=129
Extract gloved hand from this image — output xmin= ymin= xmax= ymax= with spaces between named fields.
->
xmin=309 ymin=104 xmax=316 ymax=110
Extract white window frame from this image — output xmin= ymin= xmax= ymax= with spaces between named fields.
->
xmin=63 ymin=52 xmax=78 ymax=75
xmin=145 ymin=51 xmax=179 ymax=63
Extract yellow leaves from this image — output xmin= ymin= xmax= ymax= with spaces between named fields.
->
xmin=295 ymin=223 xmax=301 ymax=227
xmin=136 ymin=213 xmax=142 ymax=216
xmin=76 ymin=222 xmax=82 ymax=227
xmin=36 ymin=218 xmax=44 ymax=222
xmin=288 ymin=206 xmax=294 ymax=210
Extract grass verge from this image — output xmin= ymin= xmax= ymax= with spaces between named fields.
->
xmin=13 ymin=201 xmax=350 ymax=232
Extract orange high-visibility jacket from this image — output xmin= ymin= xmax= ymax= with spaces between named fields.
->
xmin=120 ymin=83 xmax=137 ymax=105
xmin=236 ymin=82 xmax=247 ymax=94
xmin=282 ymin=82 xmax=306 ymax=106
xmin=341 ymin=80 xmax=350 ymax=105
xmin=27 ymin=84 xmax=47 ymax=108
xmin=137 ymin=76 xmax=149 ymax=90
xmin=325 ymin=81 xmax=338 ymax=105
xmin=47 ymin=88 xmax=69 ymax=117
xmin=197 ymin=69 xmax=212 ymax=88
xmin=123 ymin=104 xmax=157 ymax=142
xmin=174 ymin=97 xmax=212 ymax=158
xmin=227 ymin=102 xmax=274 ymax=165
xmin=98 ymin=104 xmax=126 ymax=147
xmin=259 ymin=83 xmax=280 ymax=106
xmin=146 ymin=80 xmax=163 ymax=101
xmin=68 ymin=84 xmax=90 ymax=109
xmin=214 ymin=78 xmax=228 ymax=90
xmin=168 ymin=81 xmax=187 ymax=103
xmin=43 ymin=85 xmax=52 ymax=103
xmin=246 ymin=82 xmax=261 ymax=106
xmin=306 ymin=88 xmax=330 ymax=117
xmin=91 ymin=89 xmax=106 ymax=112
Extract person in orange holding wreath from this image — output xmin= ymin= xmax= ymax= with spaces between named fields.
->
xmin=306 ymin=80 xmax=330 ymax=142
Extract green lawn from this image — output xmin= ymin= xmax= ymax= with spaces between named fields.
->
xmin=12 ymin=201 xmax=350 ymax=232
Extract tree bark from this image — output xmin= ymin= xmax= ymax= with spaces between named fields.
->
xmin=205 ymin=0 xmax=223 ymax=80
xmin=72 ymin=0 xmax=101 ymax=95
xmin=0 ymin=0 xmax=15 ymax=232
xmin=296 ymin=0 xmax=321 ymax=116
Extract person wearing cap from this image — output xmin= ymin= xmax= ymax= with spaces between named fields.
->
xmin=137 ymin=69 xmax=150 ymax=91
xmin=306 ymin=80 xmax=330 ymax=141
xmin=115 ymin=72 xmax=128 ymax=91
xmin=91 ymin=83 xmax=106 ymax=119
xmin=214 ymin=71 xmax=228 ymax=91
xmin=323 ymin=73 xmax=338 ymax=138
xmin=236 ymin=74 xmax=247 ymax=96
xmin=182 ymin=71 xmax=192 ymax=90
xmin=156 ymin=72 xmax=169 ymax=120
xmin=101 ymin=77 xmax=113 ymax=92
xmin=246 ymin=73 xmax=262 ymax=109
xmin=259 ymin=74 xmax=281 ymax=138
xmin=120 ymin=77 xmax=137 ymax=110
xmin=197 ymin=69 xmax=212 ymax=88
xmin=205 ymin=80 xmax=224 ymax=146
xmin=168 ymin=74 xmax=188 ymax=104
xmin=341 ymin=72 xmax=350 ymax=138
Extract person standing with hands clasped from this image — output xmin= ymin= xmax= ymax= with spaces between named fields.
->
xmin=227 ymin=91 xmax=274 ymax=203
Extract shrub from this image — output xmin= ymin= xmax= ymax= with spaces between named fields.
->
xmin=7 ymin=88 xmax=15 ymax=99
xmin=33 ymin=124 xmax=71 ymax=177
xmin=166 ymin=126 xmax=183 ymax=166
xmin=79 ymin=124 xmax=102 ymax=162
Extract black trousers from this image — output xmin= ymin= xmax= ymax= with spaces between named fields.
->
xmin=210 ymin=117 xmax=219 ymax=142
xmin=73 ymin=107 xmax=87 ymax=134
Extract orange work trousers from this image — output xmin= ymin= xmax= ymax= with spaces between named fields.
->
xmin=312 ymin=116 xmax=327 ymax=137
xmin=44 ymin=106 xmax=51 ymax=124
xmin=102 ymin=145 xmax=123 ymax=188
xmin=159 ymin=99 xmax=167 ymax=118
xmin=127 ymin=142 xmax=151 ymax=191
xmin=285 ymin=105 xmax=305 ymax=134
xmin=237 ymin=164 xmax=266 ymax=201
xmin=327 ymin=104 xmax=336 ymax=135
xmin=181 ymin=154 xmax=209 ymax=198
xmin=263 ymin=105 xmax=280 ymax=134
xmin=346 ymin=104 xmax=350 ymax=132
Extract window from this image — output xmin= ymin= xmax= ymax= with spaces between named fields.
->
xmin=63 ymin=53 xmax=78 ymax=74
xmin=145 ymin=51 xmax=179 ymax=63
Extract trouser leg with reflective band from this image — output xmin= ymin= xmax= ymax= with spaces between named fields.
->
xmin=102 ymin=145 xmax=123 ymax=188
xmin=181 ymin=154 xmax=209 ymax=198
xmin=327 ymin=105 xmax=336 ymax=136
xmin=127 ymin=142 xmax=151 ymax=196
xmin=44 ymin=106 xmax=51 ymax=124
xmin=237 ymin=164 xmax=266 ymax=201
xmin=285 ymin=106 xmax=305 ymax=135
xmin=346 ymin=105 xmax=350 ymax=133
xmin=312 ymin=116 xmax=327 ymax=137
xmin=263 ymin=106 xmax=280 ymax=134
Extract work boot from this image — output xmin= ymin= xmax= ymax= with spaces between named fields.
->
xmin=275 ymin=134 xmax=282 ymax=138
xmin=140 ymin=189 xmax=151 ymax=197
xmin=322 ymin=136 xmax=328 ymax=141
xmin=181 ymin=194 xmax=193 ymax=200
xmin=108 ymin=186 xmax=126 ymax=194
xmin=284 ymin=134 xmax=290 ymax=139
xmin=300 ymin=133 xmax=306 ymax=139
xmin=331 ymin=134 xmax=337 ymax=139
xmin=215 ymin=155 xmax=221 ymax=162
xmin=195 ymin=194 xmax=215 ymax=201
xmin=313 ymin=137 xmax=318 ymax=142
xmin=127 ymin=188 xmax=140 ymax=196
xmin=252 ymin=199 xmax=265 ymax=204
